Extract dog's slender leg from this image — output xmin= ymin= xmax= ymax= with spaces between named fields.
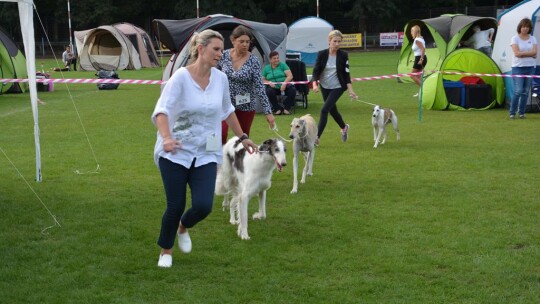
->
xmin=301 ymin=151 xmax=309 ymax=183
xmin=229 ymin=195 xmax=239 ymax=225
xmin=253 ymin=190 xmax=266 ymax=220
xmin=381 ymin=126 xmax=387 ymax=145
xmin=222 ymin=192 xmax=229 ymax=211
xmin=392 ymin=115 xmax=400 ymax=141
xmin=237 ymin=193 xmax=250 ymax=240
xmin=307 ymin=149 xmax=315 ymax=176
xmin=291 ymin=151 xmax=299 ymax=194
xmin=374 ymin=127 xmax=382 ymax=148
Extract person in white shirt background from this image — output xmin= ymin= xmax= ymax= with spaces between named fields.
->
xmin=410 ymin=25 xmax=427 ymax=97
xmin=462 ymin=25 xmax=495 ymax=56
xmin=509 ymin=18 xmax=537 ymax=119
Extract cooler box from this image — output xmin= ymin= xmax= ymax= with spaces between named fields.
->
xmin=443 ymin=80 xmax=466 ymax=107
xmin=465 ymin=84 xmax=492 ymax=109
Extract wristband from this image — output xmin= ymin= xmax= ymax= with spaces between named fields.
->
xmin=239 ymin=133 xmax=249 ymax=141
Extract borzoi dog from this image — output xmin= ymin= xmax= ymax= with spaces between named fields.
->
xmin=372 ymin=105 xmax=400 ymax=148
xmin=288 ymin=114 xmax=318 ymax=194
xmin=215 ymin=137 xmax=287 ymax=240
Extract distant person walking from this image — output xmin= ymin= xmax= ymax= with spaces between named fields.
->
xmin=509 ymin=18 xmax=537 ymax=119
xmin=311 ymin=29 xmax=357 ymax=145
xmin=410 ymin=25 xmax=427 ymax=97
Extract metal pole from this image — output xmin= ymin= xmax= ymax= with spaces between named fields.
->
xmin=317 ymin=0 xmax=319 ymax=18
xmin=67 ymin=0 xmax=73 ymax=49
xmin=197 ymin=0 xmax=199 ymax=18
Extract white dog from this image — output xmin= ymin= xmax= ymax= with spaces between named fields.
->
xmin=215 ymin=137 xmax=287 ymax=240
xmin=372 ymin=105 xmax=400 ymax=148
xmin=288 ymin=114 xmax=318 ymax=194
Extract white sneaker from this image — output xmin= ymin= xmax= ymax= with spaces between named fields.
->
xmin=157 ymin=254 xmax=172 ymax=268
xmin=177 ymin=231 xmax=192 ymax=253
xmin=413 ymin=92 xmax=419 ymax=97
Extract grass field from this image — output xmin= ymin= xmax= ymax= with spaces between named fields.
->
xmin=1 ymin=51 xmax=539 ymax=303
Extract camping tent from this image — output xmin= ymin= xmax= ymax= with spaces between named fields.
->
xmin=153 ymin=14 xmax=288 ymax=82
xmin=75 ymin=22 xmax=160 ymax=71
xmin=286 ymin=16 xmax=333 ymax=65
xmin=398 ymin=14 xmax=504 ymax=110
xmin=0 ymin=26 xmax=27 ymax=93
xmin=0 ymin=0 xmax=41 ymax=181
xmin=492 ymin=0 xmax=540 ymax=111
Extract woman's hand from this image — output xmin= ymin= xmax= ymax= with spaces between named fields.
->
xmin=265 ymin=113 xmax=276 ymax=130
xmin=241 ymin=138 xmax=258 ymax=154
xmin=163 ymin=136 xmax=181 ymax=153
xmin=312 ymin=81 xmax=319 ymax=93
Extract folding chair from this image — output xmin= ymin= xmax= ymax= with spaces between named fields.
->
xmin=286 ymin=59 xmax=309 ymax=110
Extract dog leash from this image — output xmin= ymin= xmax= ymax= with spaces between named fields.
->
xmin=269 ymin=124 xmax=293 ymax=143
xmin=352 ymin=97 xmax=378 ymax=107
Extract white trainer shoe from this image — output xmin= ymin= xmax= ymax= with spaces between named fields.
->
xmin=177 ymin=231 xmax=192 ymax=253
xmin=157 ymin=254 xmax=172 ymax=268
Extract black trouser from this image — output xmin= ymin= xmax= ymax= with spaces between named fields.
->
xmin=317 ymin=86 xmax=346 ymax=138
xmin=65 ymin=58 xmax=77 ymax=71
xmin=266 ymin=85 xmax=296 ymax=111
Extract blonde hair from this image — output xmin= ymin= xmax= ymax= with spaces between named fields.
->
xmin=411 ymin=25 xmax=421 ymax=38
xmin=328 ymin=30 xmax=343 ymax=40
xmin=188 ymin=29 xmax=224 ymax=61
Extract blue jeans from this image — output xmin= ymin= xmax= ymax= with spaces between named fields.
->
xmin=157 ymin=157 xmax=216 ymax=249
xmin=510 ymin=66 xmax=535 ymax=116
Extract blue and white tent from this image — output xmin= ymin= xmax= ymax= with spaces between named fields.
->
xmin=286 ymin=16 xmax=333 ymax=65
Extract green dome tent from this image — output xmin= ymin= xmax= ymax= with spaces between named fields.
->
xmin=397 ymin=14 xmax=504 ymax=110
xmin=422 ymin=48 xmax=506 ymax=110
xmin=0 ymin=27 xmax=27 ymax=93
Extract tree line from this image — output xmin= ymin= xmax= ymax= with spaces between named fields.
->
xmin=0 ymin=0 xmax=522 ymax=42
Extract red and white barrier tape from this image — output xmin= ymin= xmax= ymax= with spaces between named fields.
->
xmin=1 ymin=71 xmax=537 ymax=86
xmin=0 ymin=78 xmax=164 ymax=85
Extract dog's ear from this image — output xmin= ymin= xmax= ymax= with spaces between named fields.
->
xmin=260 ymin=139 xmax=274 ymax=151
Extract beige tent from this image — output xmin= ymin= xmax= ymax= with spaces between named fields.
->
xmin=74 ymin=22 xmax=159 ymax=71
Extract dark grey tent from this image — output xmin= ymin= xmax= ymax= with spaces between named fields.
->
xmin=152 ymin=14 xmax=288 ymax=81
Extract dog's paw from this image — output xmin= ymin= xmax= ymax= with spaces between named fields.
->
xmin=290 ymin=188 xmax=298 ymax=194
xmin=229 ymin=218 xmax=239 ymax=225
xmin=252 ymin=212 xmax=266 ymax=220
xmin=237 ymin=226 xmax=250 ymax=240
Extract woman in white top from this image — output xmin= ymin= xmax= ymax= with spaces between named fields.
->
xmin=510 ymin=18 xmax=538 ymax=119
xmin=152 ymin=29 xmax=257 ymax=268
xmin=410 ymin=25 xmax=427 ymax=96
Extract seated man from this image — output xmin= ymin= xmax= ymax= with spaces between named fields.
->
xmin=62 ymin=46 xmax=77 ymax=71
xmin=262 ymin=51 xmax=296 ymax=115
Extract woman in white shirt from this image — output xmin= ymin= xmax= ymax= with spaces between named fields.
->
xmin=510 ymin=18 xmax=538 ymax=119
xmin=152 ymin=29 xmax=257 ymax=268
xmin=410 ymin=25 xmax=427 ymax=97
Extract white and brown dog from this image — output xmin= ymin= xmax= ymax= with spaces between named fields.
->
xmin=372 ymin=105 xmax=400 ymax=148
xmin=288 ymin=114 xmax=318 ymax=194
xmin=215 ymin=137 xmax=287 ymax=240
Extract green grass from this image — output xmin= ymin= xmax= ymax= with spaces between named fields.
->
xmin=1 ymin=51 xmax=539 ymax=303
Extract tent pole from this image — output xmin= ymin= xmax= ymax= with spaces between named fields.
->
xmin=316 ymin=0 xmax=319 ymax=18
xmin=418 ymin=69 xmax=424 ymax=122
xmin=196 ymin=0 xmax=199 ymax=18
xmin=17 ymin=0 xmax=42 ymax=182
xmin=67 ymin=0 xmax=73 ymax=49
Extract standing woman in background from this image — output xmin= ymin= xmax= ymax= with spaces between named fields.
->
xmin=152 ymin=30 xmax=257 ymax=268
xmin=509 ymin=18 xmax=537 ymax=119
xmin=311 ymin=30 xmax=357 ymax=145
xmin=410 ymin=25 xmax=427 ymax=97
xmin=218 ymin=25 xmax=276 ymax=144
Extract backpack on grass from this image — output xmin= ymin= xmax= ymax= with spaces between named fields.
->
xmin=96 ymin=70 xmax=120 ymax=90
